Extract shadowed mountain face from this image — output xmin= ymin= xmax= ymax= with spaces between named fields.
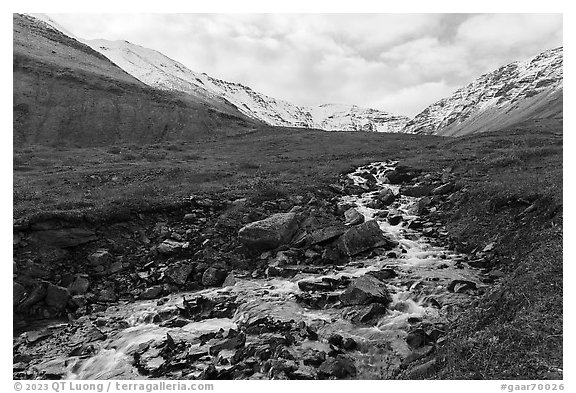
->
xmin=13 ymin=14 xmax=258 ymax=147
xmin=402 ymin=47 xmax=563 ymax=136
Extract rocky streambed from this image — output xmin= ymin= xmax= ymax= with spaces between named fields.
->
xmin=13 ymin=161 xmax=504 ymax=380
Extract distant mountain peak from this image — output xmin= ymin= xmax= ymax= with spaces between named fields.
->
xmin=78 ymin=38 xmax=409 ymax=133
xmin=402 ymin=47 xmax=563 ymax=136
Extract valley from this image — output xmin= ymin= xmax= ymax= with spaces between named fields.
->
xmin=13 ymin=123 xmax=563 ymax=380
xmin=12 ymin=13 xmax=563 ymax=382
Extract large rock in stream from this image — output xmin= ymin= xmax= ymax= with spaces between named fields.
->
xmin=238 ymin=213 xmax=298 ymax=250
xmin=336 ymin=220 xmax=397 ymax=257
xmin=340 ymin=275 xmax=391 ymax=306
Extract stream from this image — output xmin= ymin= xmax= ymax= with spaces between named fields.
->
xmin=18 ymin=161 xmax=485 ymax=380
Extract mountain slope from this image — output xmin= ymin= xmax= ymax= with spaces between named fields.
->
xmin=13 ymin=14 xmax=256 ymax=147
xmin=402 ymin=47 xmax=563 ymax=136
xmin=82 ymin=38 xmax=409 ymax=133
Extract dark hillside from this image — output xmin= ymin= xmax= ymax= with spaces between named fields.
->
xmin=13 ymin=14 xmax=257 ymax=147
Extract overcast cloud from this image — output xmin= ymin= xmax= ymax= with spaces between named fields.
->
xmin=46 ymin=13 xmax=563 ymax=117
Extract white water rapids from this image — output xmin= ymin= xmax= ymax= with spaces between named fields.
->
xmin=25 ymin=161 xmax=484 ymax=380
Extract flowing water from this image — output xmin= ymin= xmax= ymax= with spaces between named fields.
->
xmin=23 ymin=161 xmax=485 ymax=379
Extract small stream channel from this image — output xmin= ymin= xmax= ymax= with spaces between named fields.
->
xmin=19 ymin=161 xmax=485 ymax=380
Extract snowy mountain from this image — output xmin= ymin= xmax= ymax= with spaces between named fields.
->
xmin=81 ymin=38 xmax=409 ymax=133
xmin=402 ymin=47 xmax=563 ymax=136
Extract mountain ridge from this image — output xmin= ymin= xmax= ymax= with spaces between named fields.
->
xmin=83 ymin=38 xmax=410 ymax=133
xmin=401 ymin=47 xmax=563 ymax=136
xmin=20 ymin=13 xmax=563 ymax=138
xmin=13 ymin=13 xmax=256 ymax=147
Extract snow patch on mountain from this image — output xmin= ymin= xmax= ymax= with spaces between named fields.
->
xmin=82 ymin=39 xmax=409 ymax=133
xmin=402 ymin=47 xmax=563 ymax=136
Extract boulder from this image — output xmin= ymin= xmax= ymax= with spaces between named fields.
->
xmin=406 ymin=328 xmax=430 ymax=349
xmin=340 ymin=275 xmax=391 ymax=306
xmin=298 ymin=279 xmax=333 ymax=292
xmin=306 ymin=225 xmax=347 ymax=246
xmin=404 ymin=358 xmax=437 ymax=379
xmin=266 ymin=266 xmax=299 ymax=278
xmin=17 ymin=283 xmax=47 ymax=310
xmin=387 ymin=215 xmax=403 ymax=226
xmin=432 ymin=182 xmax=454 ymax=195
xmin=201 ymin=267 xmax=228 ymax=287
xmin=67 ymin=276 xmax=90 ymax=295
xmin=407 ymin=220 xmax=424 ymax=229
xmin=384 ymin=166 xmax=420 ymax=184
xmin=322 ymin=245 xmax=348 ymax=264
xmin=447 ymin=280 xmax=477 ymax=293
xmin=208 ymin=331 xmax=246 ymax=355
xmin=97 ymin=288 xmax=117 ymax=302
xmin=401 ymin=184 xmax=433 ymax=197
xmin=45 ymin=284 xmax=70 ymax=310
xmin=140 ymin=285 xmax=163 ymax=300
xmin=183 ymin=213 xmax=196 ymax=222
xmin=302 ymin=349 xmax=326 ymax=366
xmin=157 ymin=239 xmax=188 ymax=255
xmin=346 ymin=303 xmax=388 ymax=324
xmin=318 ymin=355 xmax=357 ymax=379
xmin=13 ymin=282 xmax=26 ymax=307
xmin=88 ymin=249 xmax=113 ymax=267
xmin=238 ymin=213 xmax=298 ymax=250
xmin=223 ymin=273 xmax=237 ymax=287
xmin=410 ymin=197 xmax=432 ymax=215
xmin=164 ymin=262 xmax=194 ymax=285
xmin=344 ymin=208 xmax=365 ymax=226
xmin=31 ymin=228 xmax=97 ymax=248
xmin=337 ymin=220 xmax=397 ymax=257
xmin=108 ymin=261 xmax=123 ymax=274
xmin=376 ymin=188 xmax=396 ymax=206
xmin=367 ymin=268 xmax=397 ymax=281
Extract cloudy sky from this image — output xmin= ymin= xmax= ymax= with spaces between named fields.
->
xmin=46 ymin=13 xmax=562 ymax=117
